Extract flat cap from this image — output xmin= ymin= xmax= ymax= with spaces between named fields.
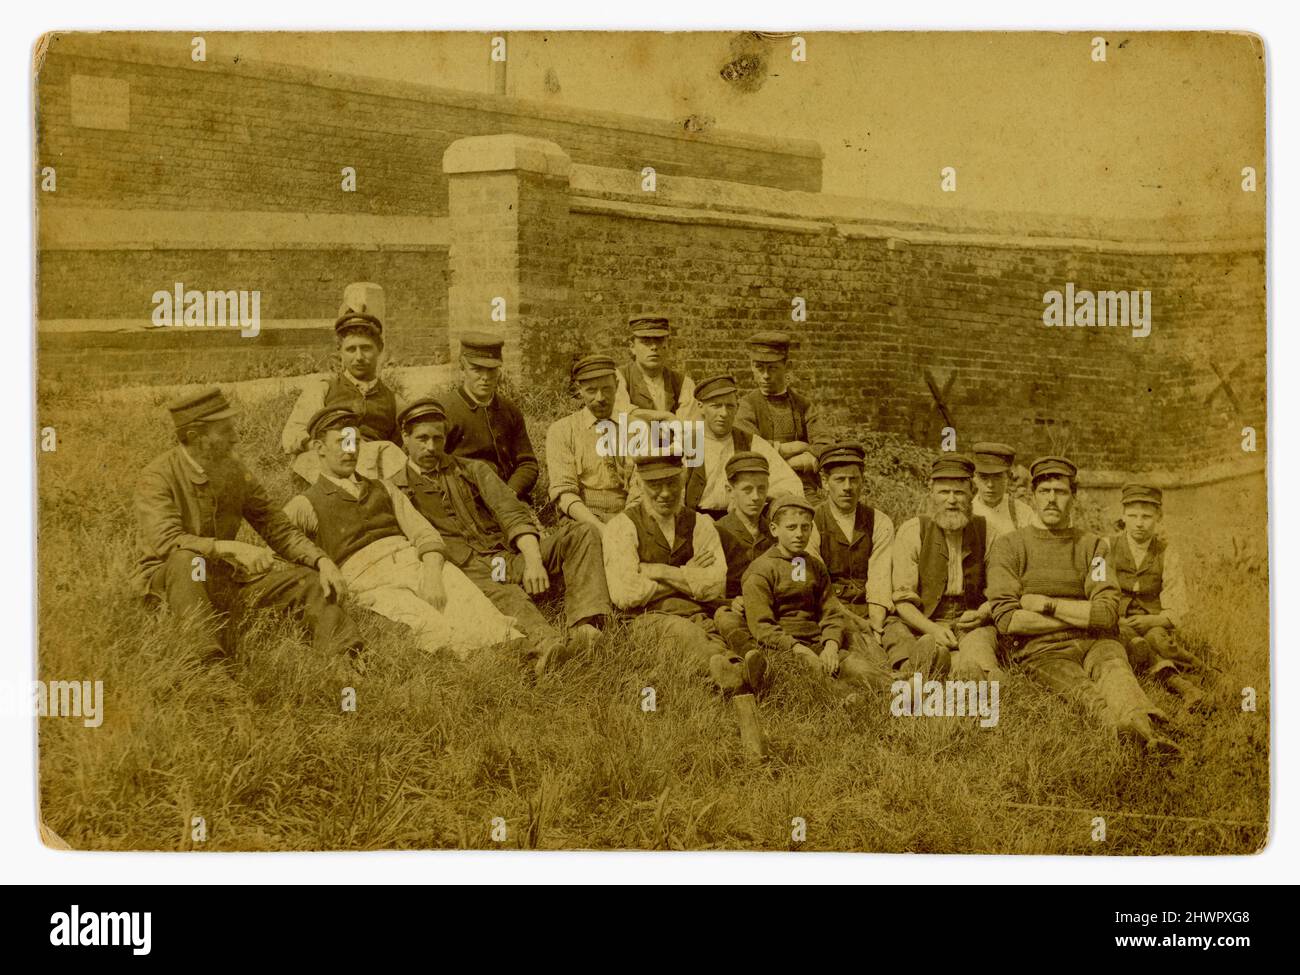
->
xmin=571 ymin=354 xmax=618 ymax=383
xmin=633 ymin=453 xmax=684 ymax=481
xmin=768 ymin=492 xmax=816 ymax=520
xmin=1121 ymin=483 xmax=1163 ymax=507
xmin=694 ymin=374 xmax=740 ymax=402
xmin=747 ymin=330 xmax=793 ymax=362
xmin=307 ymin=406 xmax=360 ymax=441
xmin=930 ymin=454 xmax=975 ymax=480
xmin=971 ymin=441 xmax=1016 ymax=474
xmin=168 ymin=386 xmax=238 ymax=429
xmin=397 ymin=398 xmax=448 ymax=431
xmin=816 ymin=441 xmax=866 ymax=472
xmin=1029 ymin=455 xmax=1078 ymax=483
xmin=334 ymin=282 xmax=384 ymax=339
xmin=628 ymin=314 xmax=671 ymax=338
xmin=725 ymin=450 xmax=769 ymax=481
xmin=459 ymin=332 xmax=504 ymax=367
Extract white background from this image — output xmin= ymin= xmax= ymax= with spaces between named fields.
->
xmin=4 ymin=0 xmax=1288 ymax=884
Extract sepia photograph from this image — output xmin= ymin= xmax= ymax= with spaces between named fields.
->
xmin=32 ymin=28 xmax=1267 ymax=856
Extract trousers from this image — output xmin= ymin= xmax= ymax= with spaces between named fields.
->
xmin=1016 ymin=635 xmax=1163 ymax=730
xmin=882 ymin=617 xmax=1002 ymax=682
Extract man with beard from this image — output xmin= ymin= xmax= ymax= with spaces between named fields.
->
xmin=808 ymin=442 xmax=895 ymax=656
xmin=1108 ymin=483 xmax=1206 ymax=709
xmin=650 ymin=373 xmax=800 ymax=519
xmin=986 ymin=456 xmax=1179 ymax=756
xmin=135 ymin=387 xmax=362 ymax=674
xmin=390 ymin=398 xmax=609 ymax=673
xmin=282 ymin=283 xmax=405 ymax=484
xmin=603 ymin=454 xmax=760 ymax=694
xmin=734 ymin=331 xmax=829 ymax=482
xmin=546 ymin=355 xmax=636 ymax=527
xmin=613 ymin=314 xmax=697 ymax=419
xmin=284 ymin=406 xmax=522 ymax=658
xmin=882 ymin=454 xmax=1002 ymax=681
xmin=438 ymin=333 xmax=539 ymax=502
xmin=970 ymin=441 xmax=1037 ymax=539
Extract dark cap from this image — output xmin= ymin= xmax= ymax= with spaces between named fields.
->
xmin=725 ymin=451 xmax=769 ymax=481
xmin=334 ymin=282 xmax=384 ymax=340
xmin=971 ymin=441 xmax=1016 ymax=474
xmin=307 ymin=406 xmax=360 ymax=442
xmin=930 ymin=454 xmax=975 ymax=480
xmin=571 ymin=354 xmax=618 ymax=383
xmin=694 ymin=374 xmax=739 ymax=403
xmin=633 ymin=453 xmax=684 ymax=481
xmin=459 ymin=332 xmax=504 ymax=367
xmin=628 ymin=314 xmax=671 ymax=338
xmin=816 ymin=441 xmax=866 ymax=472
xmin=397 ymin=398 xmax=448 ymax=432
xmin=168 ymin=387 xmax=238 ymax=429
xmin=1121 ymin=483 xmax=1163 ymax=507
xmin=747 ymin=330 xmax=793 ymax=362
xmin=1029 ymin=455 xmax=1078 ymax=484
xmin=768 ymin=493 xmax=816 ymax=520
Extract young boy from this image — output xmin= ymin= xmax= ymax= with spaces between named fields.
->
xmin=742 ymin=494 xmax=891 ymax=692
xmin=614 ymin=314 xmax=697 ymax=419
xmin=711 ymin=451 xmax=774 ymax=685
xmin=281 ymin=282 xmax=405 ymax=484
xmin=1108 ymin=483 xmax=1206 ymax=709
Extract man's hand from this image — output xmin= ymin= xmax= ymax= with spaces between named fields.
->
xmin=1127 ymin=614 xmax=1170 ymax=635
xmin=316 ymin=557 xmax=347 ymax=599
xmin=955 ymin=607 xmax=989 ymax=631
xmin=933 ymin=626 xmax=959 ymax=650
xmin=820 ymin=642 xmax=841 ymax=677
xmin=223 ymin=541 xmax=274 ymax=576
xmin=686 ymin=549 xmax=715 ymax=569
xmin=1020 ymin=593 xmax=1054 ymax=615
xmin=419 ymin=558 xmax=447 ymax=611
xmin=520 ymin=552 xmax=550 ymax=596
xmin=730 ymin=595 xmax=745 ymax=614
xmin=788 ymin=452 xmax=818 ymax=473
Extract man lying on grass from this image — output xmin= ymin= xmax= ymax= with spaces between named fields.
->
xmin=1108 ymin=483 xmax=1208 ymax=711
xmin=985 ymin=456 xmax=1180 ymax=758
xmin=133 ymin=387 xmax=364 ymax=684
xmin=742 ymin=494 xmax=893 ymax=696
xmin=392 ymin=397 xmax=608 ymax=676
xmin=282 ymin=405 xmax=522 ymax=666
xmin=603 ymin=453 xmax=761 ymax=694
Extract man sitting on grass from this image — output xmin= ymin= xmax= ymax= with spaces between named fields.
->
xmin=391 ymin=398 xmax=609 ymax=676
xmin=742 ymin=494 xmax=893 ymax=694
xmin=1108 ymin=483 xmax=1207 ymax=710
xmin=281 ymin=282 xmax=405 ymax=485
xmin=603 ymin=454 xmax=762 ymax=694
xmin=711 ymin=451 xmax=775 ymax=686
xmin=986 ymin=456 xmax=1179 ymax=757
xmin=283 ymin=406 xmax=522 ymax=663
xmin=133 ymin=387 xmax=363 ymax=677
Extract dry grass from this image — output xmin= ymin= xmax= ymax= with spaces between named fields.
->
xmin=35 ymin=376 xmax=1270 ymax=853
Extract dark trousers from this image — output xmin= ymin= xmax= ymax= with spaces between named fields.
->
xmin=147 ymin=549 xmax=362 ymax=657
xmin=457 ymin=520 xmax=611 ymax=639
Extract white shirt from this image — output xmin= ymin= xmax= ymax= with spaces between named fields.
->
xmin=973 ymin=494 xmax=1037 ymax=540
xmin=320 ymin=471 xmax=362 ymax=498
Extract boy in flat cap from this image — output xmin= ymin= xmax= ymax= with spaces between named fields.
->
xmin=652 ymin=373 xmax=801 ymax=519
xmin=986 ymin=457 xmax=1178 ymax=756
xmin=1108 ymin=483 xmax=1206 ymax=708
xmin=603 ymin=454 xmax=762 ymax=694
xmin=883 ymin=454 xmax=1002 ymax=682
xmin=710 ymin=451 xmax=776 ymax=673
xmin=391 ymin=398 xmax=610 ymax=675
xmin=134 ymin=387 xmax=363 ymax=674
xmin=735 ymin=331 xmax=829 ymax=484
xmin=283 ymin=406 xmax=522 ymax=658
xmin=546 ymin=355 xmax=635 ymax=527
xmin=281 ymin=282 xmax=405 ymax=485
xmin=613 ymin=314 xmax=698 ymax=419
xmin=438 ymin=332 xmax=539 ymax=503
xmin=970 ymin=441 xmax=1037 ymax=540
xmin=742 ymin=494 xmax=891 ymax=693
xmin=808 ymin=441 xmax=895 ymax=654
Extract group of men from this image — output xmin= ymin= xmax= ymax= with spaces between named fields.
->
xmin=131 ymin=284 xmax=1203 ymax=756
